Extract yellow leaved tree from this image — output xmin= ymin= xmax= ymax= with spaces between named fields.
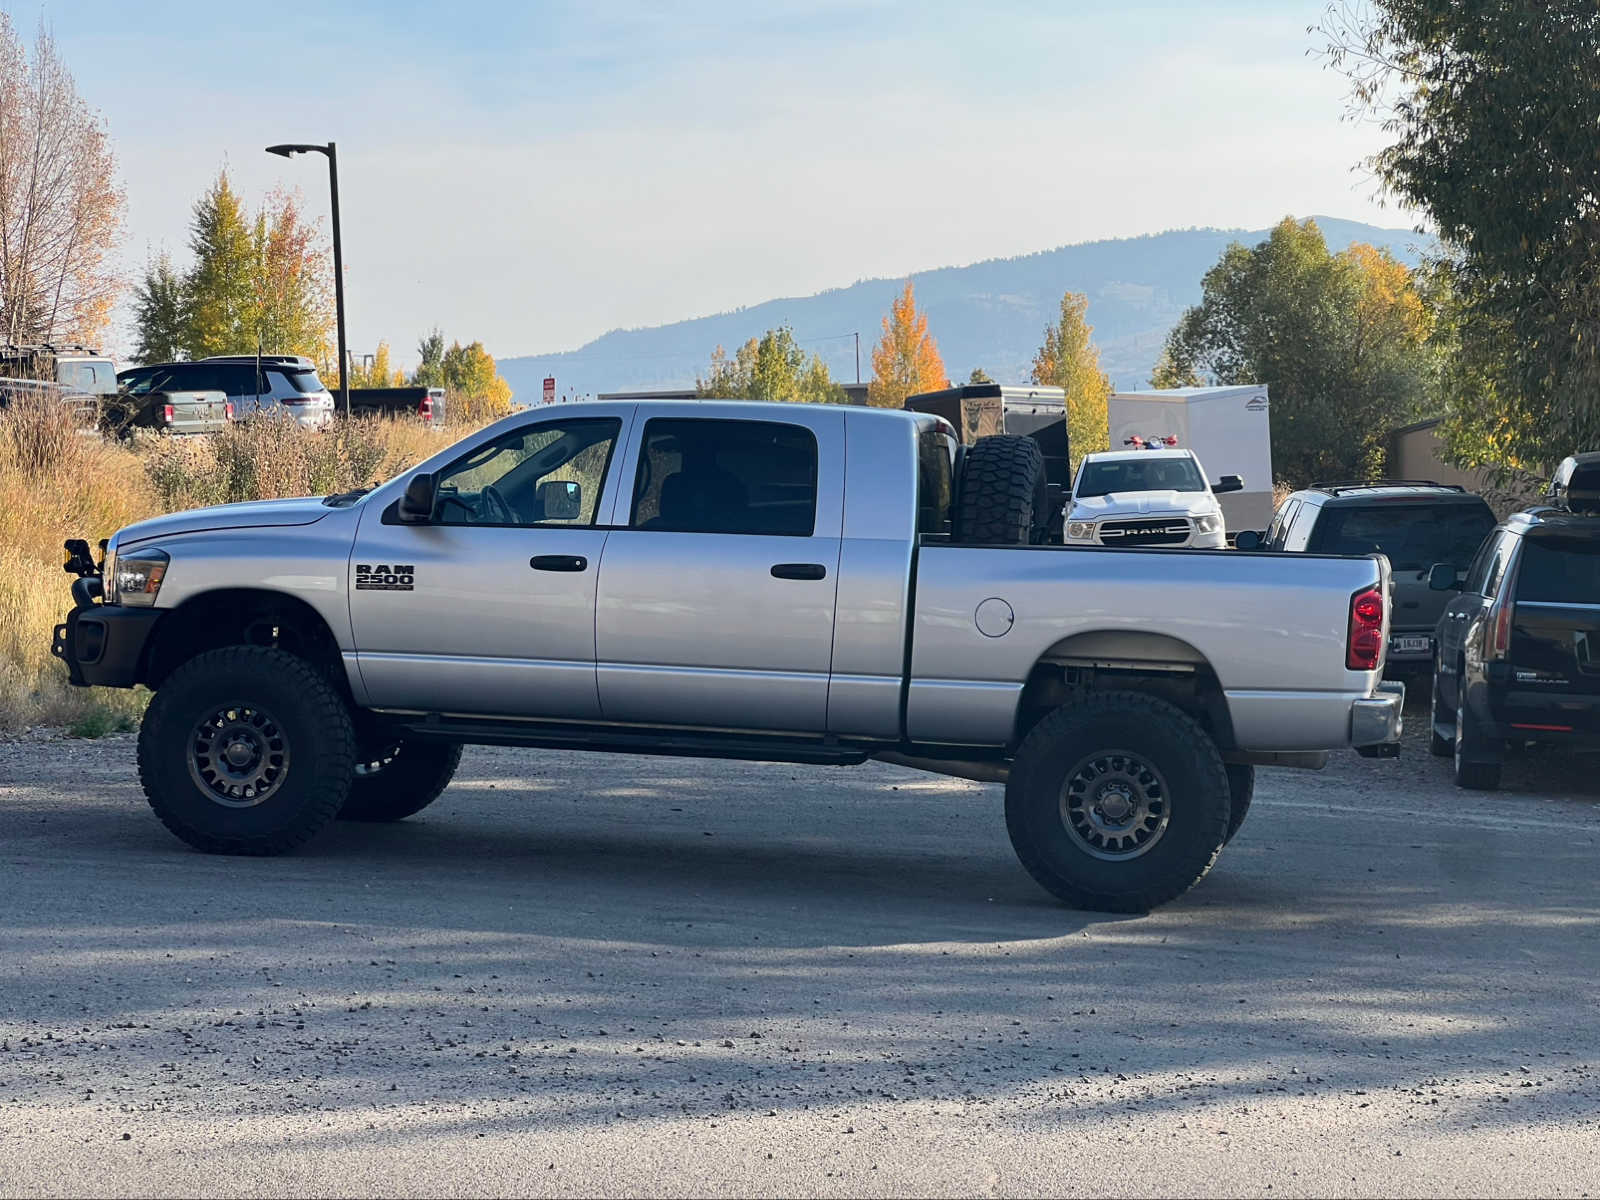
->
xmin=867 ymin=281 xmax=947 ymax=408
xmin=1032 ymin=291 xmax=1110 ymax=471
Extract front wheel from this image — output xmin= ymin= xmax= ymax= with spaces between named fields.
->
xmin=1428 ymin=660 xmax=1453 ymax=757
xmin=1005 ymin=692 xmax=1231 ymax=913
xmin=340 ymin=738 xmax=463 ymax=821
xmin=137 ymin=647 xmax=355 ymax=854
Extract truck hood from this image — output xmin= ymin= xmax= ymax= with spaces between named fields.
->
xmin=116 ymin=497 xmax=334 ymax=545
xmin=1069 ymin=491 xmax=1219 ymax=520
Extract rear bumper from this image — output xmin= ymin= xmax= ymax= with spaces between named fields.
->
xmin=51 ymin=586 xmax=159 ymax=689
xmin=1486 ymin=686 xmax=1600 ymax=743
xmin=1351 ymin=680 xmax=1406 ymax=757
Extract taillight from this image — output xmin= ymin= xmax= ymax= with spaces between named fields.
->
xmin=1486 ymin=595 xmax=1513 ymax=661
xmin=162 ymin=403 xmax=174 ymax=424
xmin=419 ymin=397 xmax=433 ymax=423
xmin=1347 ymin=586 xmax=1385 ymax=671
xmin=224 ymin=401 xmax=234 ymax=420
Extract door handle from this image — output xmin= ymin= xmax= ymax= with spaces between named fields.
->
xmin=771 ymin=562 xmax=826 ymax=581
xmin=530 ymin=554 xmax=588 ymax=572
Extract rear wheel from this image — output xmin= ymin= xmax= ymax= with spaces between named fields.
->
xmin=954 ymin=435 xmax=1046 ymax=545
xmin=1005 ymin=692 xmax=1230 ymax=912
xmin=137 ymin=646 xmax=354 ymax=855
xmin=340 ymin=738 xmax=463 ymax=822
xmin=1453 ymin=691 xmax=1502 ymax=790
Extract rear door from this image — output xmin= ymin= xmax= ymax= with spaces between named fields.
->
xmin=594 ymin=408 xmax=844 ymax=732
xmin=1508 ymin=533 xmax=1600 ymax=724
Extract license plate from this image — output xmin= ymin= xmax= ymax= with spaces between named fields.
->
xmin=1390 ymin=635 xmax=1430 ymax=655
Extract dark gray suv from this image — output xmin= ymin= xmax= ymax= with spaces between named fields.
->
xmin=1246 ymin=481 xmax=1497 ymax=669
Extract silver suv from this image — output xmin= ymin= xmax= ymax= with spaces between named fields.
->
xmin=140 ymin=356 xmax=334 ymax=428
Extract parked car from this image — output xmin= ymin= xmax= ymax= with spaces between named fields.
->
xmin=124 ymin=356 xmax=335 ymax=429
xmin=1240 ymin=481 xmax=1497 ymax=669
xmin=0 ymin=343 xmax=116 ymax=430
xmin=111 ymin=366 xmax=231 ymax=437
xmin=51 ymin=401 xmax=1404 ymax=913
xmin=1063 ymin=446 xmax=1243 ymax=549
xmin=1428 ymin=504 xmax=1600 ymax=789
xmin=346 ymin=386 xmax=446 ymax=426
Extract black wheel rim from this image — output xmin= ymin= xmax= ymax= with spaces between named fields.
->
xmin=187 ymin=704 xmax=290 ymax=808
xmin=1059 ymin=749 xmax=1171 ymax=861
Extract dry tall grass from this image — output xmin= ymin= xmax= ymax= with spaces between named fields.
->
xmin=0 ymin=407 xmax=475 ymax=734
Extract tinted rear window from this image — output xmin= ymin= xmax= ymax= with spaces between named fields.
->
xmin=629 ymin=418 xmax=817 ymax=536
xmin=1309 ymin=503 xmax=1495 ymax=571
xmin=282 ymin=368 xmax=325 ymax=393
xmin=1517 ymin=538 xmax=1600 ymax=603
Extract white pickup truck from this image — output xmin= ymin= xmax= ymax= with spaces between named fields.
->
xmin=53 ymin=400 xmax=1402 ymax=912
xmin=1064 ymin=446 xmax=1240 ymax=550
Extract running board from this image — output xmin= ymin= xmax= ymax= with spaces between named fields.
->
xmin=398 ymin=716 xmax=871 ymax=766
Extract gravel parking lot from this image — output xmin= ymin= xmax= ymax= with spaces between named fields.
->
xmin=3 ymin=706 xmax=1598 ymax=1198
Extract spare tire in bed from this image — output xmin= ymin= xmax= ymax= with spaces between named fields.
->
xmin=953 ymin=435 xmax=1048 ymax=545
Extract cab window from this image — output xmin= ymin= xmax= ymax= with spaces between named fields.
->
xmin=432 ymin=418 xmax=620 ymax=527
xmin=629 ymin=418 xmax=817 ymax=536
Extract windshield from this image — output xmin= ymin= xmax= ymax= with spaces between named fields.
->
xmin=1518 ymin=537 xmax=1600 ymax=602
xmin=57 ymin=359 xmax=118 ymax=396
xmin=1075 ymin=456 xmax=1206 ymax=498
xmin=1308 ymin=503 xmax=1496 ymax=572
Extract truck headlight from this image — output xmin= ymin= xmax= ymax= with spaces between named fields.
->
xmin=110 ymin=547 xmax=169 ymax=607
xmin=1066 ymin=520 xmax=1096 ymax=541
xmin=1194 ymin=513 xmax=1223 ymax=535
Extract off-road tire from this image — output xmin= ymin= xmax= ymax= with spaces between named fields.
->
xmin=1224 ymin=763 xmax=1254 ymax=844
xmin=1005 ymin=691 xmax=1231 ymax=913
xmin=1428 ymin=663 xmax=1453 ymax=757
xmin=340 ymin=738 xmax=463 ymax=822
xmin=954 ymin=435 xmax=1046 ymax=545
xmin=1453 ymin=691 xmax=1502 ymax=791
xmin=137 ymin=646 xmax=355 ymax=855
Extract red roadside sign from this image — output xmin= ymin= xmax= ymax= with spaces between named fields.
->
xmin=542 ymin=376 xmax=556 ymax=404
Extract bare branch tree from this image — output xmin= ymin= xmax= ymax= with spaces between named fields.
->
xmin=0 ymin=17 xmax=122 ymax=346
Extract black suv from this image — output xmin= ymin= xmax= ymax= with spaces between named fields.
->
xmin=1428 ymin=484 xmax=1600 ymax=790
xmin=1244 ymin=481 xmax=1498 ymax=669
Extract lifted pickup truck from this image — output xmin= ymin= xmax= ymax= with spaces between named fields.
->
xmin=52 ymin=401 xmax=1403 ymax=912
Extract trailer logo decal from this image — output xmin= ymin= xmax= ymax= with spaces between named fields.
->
xmin=1245 ymin=394 xmax=1269 ymax=412
xmin=356 ymin=563 xmax=415 ymax=591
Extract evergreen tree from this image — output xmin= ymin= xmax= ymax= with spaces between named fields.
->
xmin=131 ymin=253 xmax=185 ymax=364
xmin=182 ymin=172 xmax=256 ymax=357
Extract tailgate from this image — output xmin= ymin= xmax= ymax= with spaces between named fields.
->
xmin=1504 ymin=534 xmax=1600 ymax=732
xmin=162 ymin=389 xmax=229 ymax=434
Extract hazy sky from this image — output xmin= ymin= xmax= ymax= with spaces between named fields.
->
xmin=44 ymin=0 xmax=1409 ymax=364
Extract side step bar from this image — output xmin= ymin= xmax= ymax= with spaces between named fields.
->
xmin=398 ymin=716 xmax=871 ymax=767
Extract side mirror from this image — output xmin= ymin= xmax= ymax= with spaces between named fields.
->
xmin=397 ymin=472 xmax=437 ymax=523
xmin=537 ymin=479 xmax=582 ymax=521
xmin=1234 ymin=529 xmax=1262 ymax=551
xmin=1427 ymin=562 xmax=1460 ymax=592
xmin=1211 ymin=474 xmax=1245 ymax=495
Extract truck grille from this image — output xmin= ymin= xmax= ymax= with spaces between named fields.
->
xmin=1098 ymin=519 xmax=1190 ymax=547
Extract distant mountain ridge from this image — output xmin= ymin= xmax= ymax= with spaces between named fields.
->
xmin=499 ymin=217 xmax=1428 ymax=403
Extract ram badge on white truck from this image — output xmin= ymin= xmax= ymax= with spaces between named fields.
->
xmin=53 ymin=401 xmax=1402 ymax=912
xmin=1064 ymin=446 xmax=1240 ymax=549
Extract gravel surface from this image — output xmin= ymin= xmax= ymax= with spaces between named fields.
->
xmin=2 ymin=708 xmax=1599 ymax=1198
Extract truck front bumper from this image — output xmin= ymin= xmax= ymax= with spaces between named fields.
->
xmin=1351 ymin=680 xmax=1405 ymax=757
xmin=51 ymin=579 xmax=159 ymax=689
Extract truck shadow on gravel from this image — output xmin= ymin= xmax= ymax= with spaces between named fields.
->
xmin=3 ymin=741 xmax=1598 ymax=1144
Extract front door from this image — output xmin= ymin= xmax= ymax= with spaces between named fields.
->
xmin=594 ymin=410 xmax=844 ymax=732
xmin=350 ymin=412 xmax=631 ymax=719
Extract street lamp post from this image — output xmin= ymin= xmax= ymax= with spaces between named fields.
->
xmin=265 ymin=141 xmax=349 ymax=419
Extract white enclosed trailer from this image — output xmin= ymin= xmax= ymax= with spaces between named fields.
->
xmin=1107 ymin=385 xmax=1273 ymax=532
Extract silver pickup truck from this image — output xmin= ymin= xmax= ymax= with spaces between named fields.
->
xmin=52 ymin=400 xmax=1403 ymax=912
